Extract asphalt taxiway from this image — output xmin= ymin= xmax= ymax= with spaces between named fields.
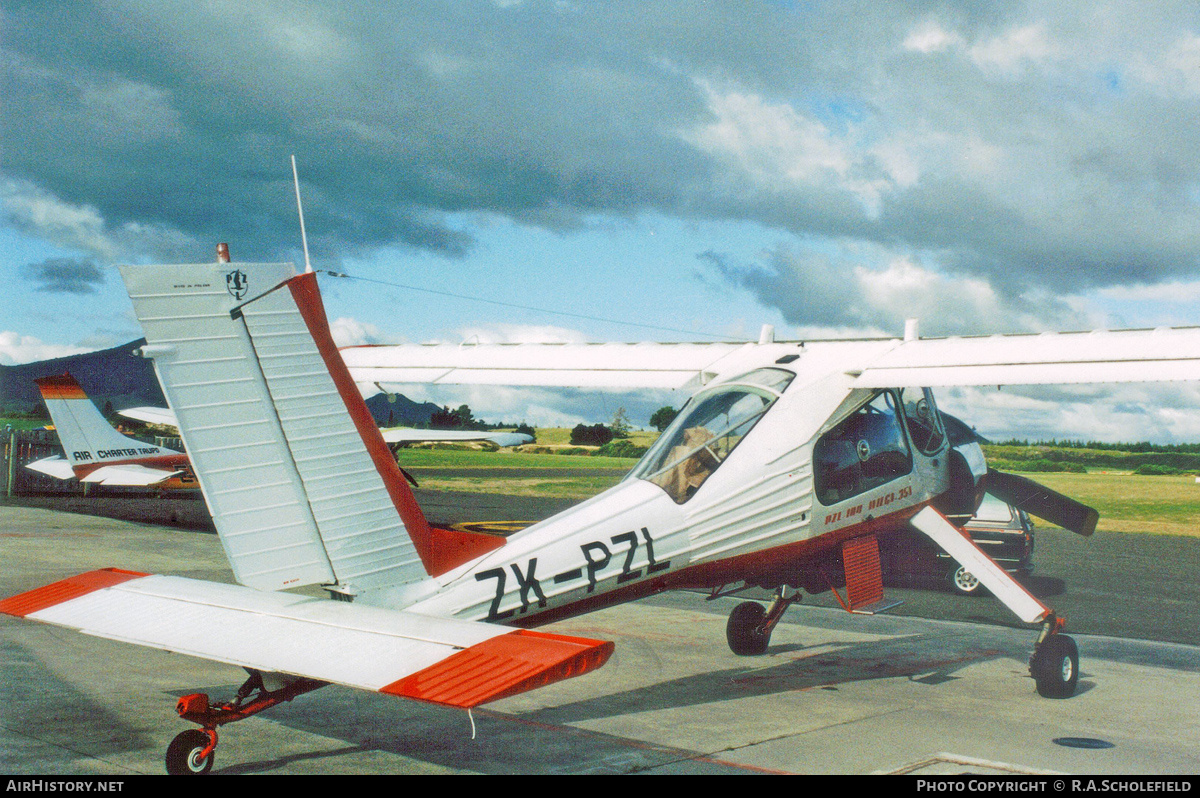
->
xmin=2 ymin=503 xmax=1198 ymax=775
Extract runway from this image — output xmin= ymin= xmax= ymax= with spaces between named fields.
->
xmin=2 ymin=502 xmax=1198 ymax=776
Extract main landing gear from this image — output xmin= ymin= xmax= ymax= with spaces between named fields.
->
xmin=1029 ymin=613 xmax=1079 ymax=699
xmin=726 ymin=586 xmax=801 ymax=656
xmin=165 ymin=670 xmax=325 ymax=775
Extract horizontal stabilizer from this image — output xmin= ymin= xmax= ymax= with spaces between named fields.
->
xmin=909 ymin=507 xmax=1049 ymax=624
xmin=1 ymin=569 xmax=612 ymax=707
xmin=25 ymin=456 xmax=77 ymax=480
xmin=986 ymin=469 xmax=1098 ymax=536
xmin=79 ymin=464 xmax=183 ymax=485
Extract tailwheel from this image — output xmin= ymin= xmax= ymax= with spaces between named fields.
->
xmin=1030 ymin=633 xmax=1079 ymax=699
xmin=166 ymin=728 xmax=216 ymax=775
xmin=165 ymin=671 xmax=326 ymax=775
xmin=726 ymin=601 xmax=769 ymax=655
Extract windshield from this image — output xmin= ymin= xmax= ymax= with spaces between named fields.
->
xmin=632 ymin=368 xmax=794 ymax=503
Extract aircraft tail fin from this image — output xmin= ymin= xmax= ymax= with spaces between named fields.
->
xmin=120 ymin=262 xmax=502 ymax=595
xmin=34 ymin=374 xmax=182 ymax=474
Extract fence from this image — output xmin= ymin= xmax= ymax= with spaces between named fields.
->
xmin=2 ymin=428 xmax=83 ymax=497
xmin=1 ymin=427 xmax=187 ymax=498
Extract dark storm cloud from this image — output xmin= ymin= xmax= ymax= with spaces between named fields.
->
xmin=4 ymin=0 xmax=1200 ymax=310
xmin=23 ymin=257 xmax=105 ymax=294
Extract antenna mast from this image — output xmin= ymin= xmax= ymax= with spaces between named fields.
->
xmin=291 ymin=154 xmax=313 ymax=274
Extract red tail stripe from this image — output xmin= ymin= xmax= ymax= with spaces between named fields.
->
xmin=33 ymin=374 xmax=88 ymax=401
xmin=283 ymin=273 xmax=504 ymax=576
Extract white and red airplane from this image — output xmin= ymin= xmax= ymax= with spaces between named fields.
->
xmin=25 ymin=373 xmax=530 ymax=490
xmin=3 ymin=255 xmax=1199 ymax=775
xmin=24 ymin=373 xmax=195 ymax=488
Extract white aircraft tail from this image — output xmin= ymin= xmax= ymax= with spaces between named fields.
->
xmin=33 ymin=374 xmax=183 ymax=482
xmin=119 ymin=261 xmax=502 ymax=595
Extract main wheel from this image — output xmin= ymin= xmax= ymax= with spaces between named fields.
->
xmin=949 ymin=565 xmax=987 ymax=596
xmin=726 ymin=601 xmax=770 ymax=656
xmin=1031 ymin=634 xmax=1079 ymax=699
xmin=166 ymin=729 xmax=214 ymax=775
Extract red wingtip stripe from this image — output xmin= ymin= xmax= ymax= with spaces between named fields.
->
xmin=33 ymin=373 xmax=88 ymax=401
xmin=0 ymin=568 xmax=150 ymax=617
xmin=380 ymin=629 xmax=614 ymax=708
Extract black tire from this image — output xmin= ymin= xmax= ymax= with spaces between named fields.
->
xmin=1031 ymin=634 xmax=1079 ymax=699
xmin=726 ymin=601 xmax=770 ymax=656
xmin=949 ymin=565 xmax=988 ymax=596
xmin=166 ymin=729 xmax=214 ymax=775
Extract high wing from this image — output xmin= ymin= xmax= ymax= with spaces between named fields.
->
xmin=342 ymin=326 xmax=1200 ymax=391
xmin=118 ymin=406 xmax=179 ymax=426
xmin=0 ymin=568 xmax=611 ymax=709
xmin=340 ymin=341 xmax=761 ymax=390
xmin=853 ymin=327 xmax=1200 ymax=387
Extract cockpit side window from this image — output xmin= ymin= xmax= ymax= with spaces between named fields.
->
xmin=633 ymin=368 xmax=794 ymax=504
xmin=814 ymin=391 xmax=913 ymax=506
xmin=899 ymin=387 xmax=946 ymax=455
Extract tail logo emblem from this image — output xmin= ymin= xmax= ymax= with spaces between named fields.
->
xmin=226 ymin=269 xmax=248 ymax=300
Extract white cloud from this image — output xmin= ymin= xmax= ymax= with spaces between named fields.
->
xmin=938 ymin=383 xmax=1200 ymax=444
xmin=968 ymin=23 xmax=1062 ymax=76
xmin=80 ymin=78 xmax=183 ymax=142
xmin=329 ymin=316 xmax=394 ymax=347
xmin=714 ymin=245 xmax=1098 ymax=338
xmin=1095 ymin=280 xmax=1200 ymax=304
xmin=0 ymin=179 xmax=197 ymax=264
xmin=0 ymin=331 xmax=92 ymax=366
xmin=445 ymin=323 xmax=590 ymax=345
xmin=1 ymin=180 xmax=118 ymax=261
xmin=1129 ymin=33 xmax=1200 ymax=95
xmin=902 ymin=23 xmax=964 ymax=54
xmin=683 ymin=81 xmax=892 ymax=216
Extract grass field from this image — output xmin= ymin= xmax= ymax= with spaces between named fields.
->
xmin=400 ymin=441 xmax=1199 ymax=536
xmin=394 ymin=447 xmax=639 ymax=471
xmin=0 ymin=416 xmax=52 ymax=431
xmin=1029 ymin=472 xmax=1199 ymax=537
xmin=395 ymin=438 xmax=637 ymax=499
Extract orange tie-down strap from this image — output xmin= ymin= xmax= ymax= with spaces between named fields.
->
xmin=382 ymin=629 xmax=615 ymax=709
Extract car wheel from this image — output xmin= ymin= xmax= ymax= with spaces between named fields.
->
xmin=949 ymin=565 xmax=987 ymax=596
xmin=1031 ymin=634 xmax=1079 ymax=699
xmin=726 ymin=601 xmax=770 ymax=656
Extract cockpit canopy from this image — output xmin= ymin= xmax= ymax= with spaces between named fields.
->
xmin=631 ymin=368 xmax=795 ymax=503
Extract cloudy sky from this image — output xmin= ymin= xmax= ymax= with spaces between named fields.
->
xmin=3 ymin=1 xmax=1200 ymax=439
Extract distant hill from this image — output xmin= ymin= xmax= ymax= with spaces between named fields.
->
xmin=365 ymin=391 xmax=442 ymax=427
xmin=1 ymin=338 xmax=442 ymax=427
xmin=0 ymin=339 xmax=164 ymax=414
